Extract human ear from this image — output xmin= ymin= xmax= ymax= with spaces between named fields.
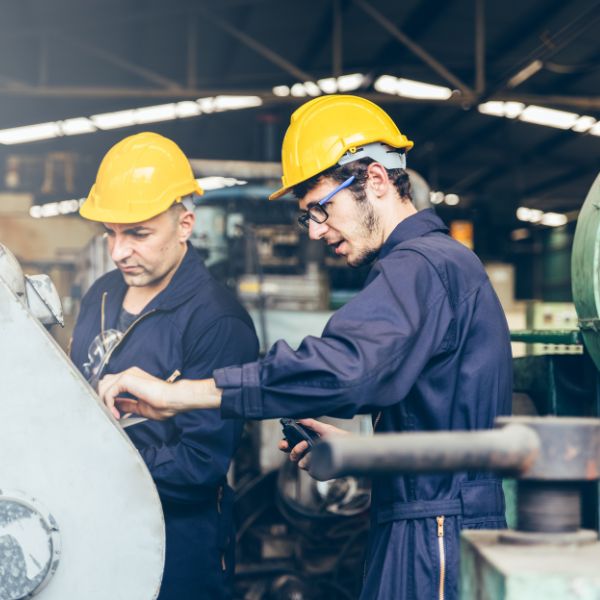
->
xmin=366 ymin=162 xmax=390 ymax=197
xmin=178 ymin=210 xmax=195 ymax=242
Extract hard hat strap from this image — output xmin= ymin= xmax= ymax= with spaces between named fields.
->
xmin=179 ymin=195 xmax=195 ymax=211
xmin=337 ymin=142 xmax=406 ymax=170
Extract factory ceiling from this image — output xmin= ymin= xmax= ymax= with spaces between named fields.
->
xmin=0 ymin=0 xmax=598 ymax=237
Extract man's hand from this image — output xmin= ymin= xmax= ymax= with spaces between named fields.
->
xmin=99 ymin=368 xmax=223 ymax=420
xmin=99 ymin=367 xmax=177 ymax=420
xmin=277 ymin=418 xmax=349 ymax=470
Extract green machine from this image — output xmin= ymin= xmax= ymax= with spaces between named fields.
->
xmin=310 ymin=416 xmax=600 ymax=600
xmin=511 ymin=172 xmax=600 ymax=420
xmin=462 ymin=173 xmax=600 ymax=599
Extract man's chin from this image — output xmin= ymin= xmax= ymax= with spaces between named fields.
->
xmin=347 ymin=248 xmax=379 ymax=269
xmin=120 ymin=272 xmax=150 ymax=287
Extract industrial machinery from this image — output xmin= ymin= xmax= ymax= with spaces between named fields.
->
xmin=510 ymin=174 xmax=600 ymax=418
xmin=0 ymin=245 xmax=165 ymax=599
xmin=310 ymin=416 xmax=600 ymax=599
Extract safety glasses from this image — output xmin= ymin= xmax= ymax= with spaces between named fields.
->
xmin=297 ymin=176 xmax=356 ymax=229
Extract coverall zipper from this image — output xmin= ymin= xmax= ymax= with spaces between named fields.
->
xmin=436 ymin=516 xmax=445 ymax=600
xmin=101 ymin=309 xmax=158 ymax=373
xmin=217 ymin=486 xmax=227 ymax=571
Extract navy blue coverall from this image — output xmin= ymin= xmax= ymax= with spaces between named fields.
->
xmin=213 ymin=210 xmax=512 ymax=600
xmin=71 ymin=244 xmax=259 ymax=600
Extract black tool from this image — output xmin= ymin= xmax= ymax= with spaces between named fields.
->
xmin=280 ymin=418 xmax=320 ymax=458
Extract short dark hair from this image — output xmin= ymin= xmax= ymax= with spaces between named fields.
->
xmin=292 ymin=157 xmax=413 ymax=203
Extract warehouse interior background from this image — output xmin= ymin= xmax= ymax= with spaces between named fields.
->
xmin=1 ymin=0 xmax=599 ymax=597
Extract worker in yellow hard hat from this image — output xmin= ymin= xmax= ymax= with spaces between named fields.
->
xmin=71 ymin=131 xmax=259 ymax=600
xmin=99 ymin=97 xmax=512 ymax=600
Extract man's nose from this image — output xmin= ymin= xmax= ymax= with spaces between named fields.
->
xmin=308 ymin=219 xmax=329 ymax=240
xmin=109 ymin=235 xmax=133 ymax=262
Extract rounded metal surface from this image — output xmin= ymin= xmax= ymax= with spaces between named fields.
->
xmin=517 ymin=482 xmax=581 ymax=533
xmin=0 ymin=490 xmax=61 ymax=599
xmin=309 ymin=424 xmax=540 ymax=481
xmin=495 ymin=416 xmax=600 ymax=481
xmin=498 ymin=528 xmax=598 ymax=546
xmin=571 ymin=172 xmax=600 ymax=371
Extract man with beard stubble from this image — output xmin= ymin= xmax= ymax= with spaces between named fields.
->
xmin=70 ymin=131 xmax=258 ymax=600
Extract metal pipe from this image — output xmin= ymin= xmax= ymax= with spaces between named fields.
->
xmin=309 ymin=424 xmax=540 ymax=481
xmin=188 ymin=158 xmax=281 ymax=179
xmin=475 ymin=0 xmax=485 ymax=94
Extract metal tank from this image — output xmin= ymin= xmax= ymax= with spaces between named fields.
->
xmin=0 ymin=245 xmax=165 ymax=599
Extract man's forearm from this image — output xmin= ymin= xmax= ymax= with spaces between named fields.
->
xmin=99 ymin=368 xmax=224 ymax=420
xmin=174 ymin=378 xmax=223 ymax=411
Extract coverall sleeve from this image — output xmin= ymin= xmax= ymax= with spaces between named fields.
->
xmin=215 ymin=251 xmax=455 ymax=420
xmin=137 ymin=316 xmax=258 ymax=503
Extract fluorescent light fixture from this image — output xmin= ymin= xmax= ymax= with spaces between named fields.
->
xmin=135 ymin=103 xmax=177 ymax=124
xmin=0 ymin=94 xmax=264 ymax=145
xmin=430 ymin=191 xmax=445 ymax=205
xmin=374 ymin=74 xmax=452 ymax=100
xmin=540 ymin=212 xmax=567 ymax=227
xmin=519 ymin=105 xmax=579 ymax=130
xmin=336 ymin=73 xmax=365 ymax=92
xmin=444 ymin=193 xmax=460 ymax=206
xmin=507 ymin=59 xmax=543 ymax=89
xmin=197 ymin=176 xmax=247 ymax=191
xmin=504 ymin=102 xmax=526 ymax=119
xmin=589 ymin=122 xmax=600 ymax=137
xmin=478 ymin=101 xmax=505 ymax=117
xmin=175 ymin=101 xmax=202 ymax=118
xmin=0 ymin=122 xmax=61 ymax=144
xmin=273 ymin=73 xmax=366 ymax=98
xmin=211 ymin=95 xmax=263 ymax=111
xmin=273 ymin=85 xmax=290 ymax=97
xmin=572 ymin=116 xmax=596 ymax=133
xmin=60 ymin=118 xmax=97 ymax=136
xmin=478 ymin=101 xmax=524 ymax=118
xmin=91 ymin=110 xmax=136 ymax=130
xmin=30 ymin=198 xmax=84 ymax=219
xmin=303 ymin=81 xmax=321 ymax=97
xmin=374 ymin=75 xmax=398 ymax=95
xmin=397 ymin=78 xmax=452 ymax=100
xmin=197 ymin=97 xmax=215 ymax=113
xmin=290 ymin=83 xmax=307 ymax=97
xmin=516 ymin=207 xmax=543 ymax=223
xmin=318 ymin=77 xmax=338 ymax=94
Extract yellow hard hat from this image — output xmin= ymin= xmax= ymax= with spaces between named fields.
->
xmin=80 ymin=132 xmax=203 ymax=223
xmin=270 ymin=95 xmax=414 ymax=200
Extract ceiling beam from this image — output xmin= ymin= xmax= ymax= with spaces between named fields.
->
xmin=413 ymin=0 xmax=587 ymax=152
xmin=195 ymin=5 xmax=315 ymax=83
xmin=369 ymin=0 xmax=455 ymax=73
xmin=296 ymin=0 xmax=351 ymax=74
xmin=53 ymin=34 xmax=184 ymax=90
xmin=475 ymin=0 xmax=485 ymax=94
xmin=496 ymin=1 xmax=600 ymax=92
xmin=187 ymin=17 xmax=198 ymax=89
xmin=332 ymin=0 xmax=343 ymax=78
xmin=352 ymin=0 xmax=473 ymax=95
xmin=212 ymin=5 xmax=253 ymax=80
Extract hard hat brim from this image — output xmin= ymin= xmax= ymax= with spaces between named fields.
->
xmin=80 ymin=181 xmax=204 ymax=223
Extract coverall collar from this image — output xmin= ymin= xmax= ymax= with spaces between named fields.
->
xmin=378 ymin=208 xmax=449 ymax=261
xmin=103 ymin=242 xmax=209 ymax=327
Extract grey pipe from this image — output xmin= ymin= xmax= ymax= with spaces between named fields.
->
xmin=309 ymin=424 xmax=540 ymax=481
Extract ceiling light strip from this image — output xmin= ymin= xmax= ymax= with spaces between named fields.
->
xmin=0 ymin=96 xmax=263 ymax=145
